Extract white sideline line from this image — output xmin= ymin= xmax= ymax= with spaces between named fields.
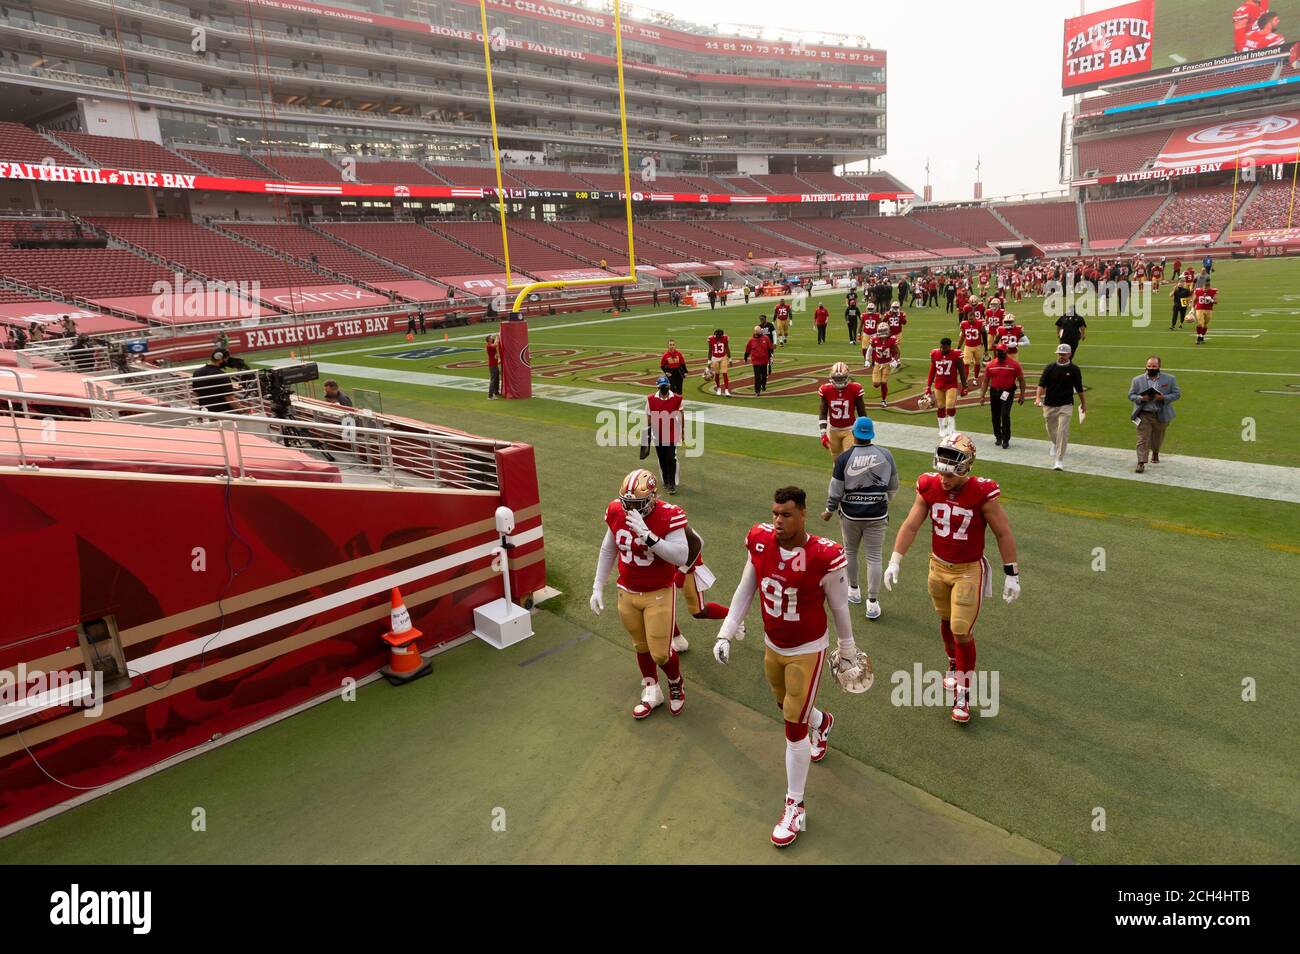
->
xmin=275 ymin=361 xmax=1300 ymax=505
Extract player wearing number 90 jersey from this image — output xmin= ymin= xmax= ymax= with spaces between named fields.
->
xmin=713 ymin=486 xmax=873 ymax=847
xmin=592 ymin=469 xmax=691 ymax=720
xmin=883 ymin=434 xmax=1020 ymax=725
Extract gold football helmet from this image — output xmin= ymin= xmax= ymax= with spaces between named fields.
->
xmin=619 ymin=468 xmax=658 ymax=515
xmin=934 ymin=433 xmax=977 ymax=475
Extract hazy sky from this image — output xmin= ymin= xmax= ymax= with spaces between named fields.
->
xmin=646 ymin=0 xmax=1095 ymax=201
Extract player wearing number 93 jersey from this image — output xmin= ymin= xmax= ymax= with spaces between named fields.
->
xmin=883 ymin=434 xmax=1021 ymax=725
xmin=713 ymin=486 xmax=873 ymax=848
xmin=592 ymin=469 xmax=691 ymax=720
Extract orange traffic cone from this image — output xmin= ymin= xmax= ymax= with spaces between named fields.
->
xmin=443 ymin=332 xmax=449 ymax=341
xmin=380 ymin=587 xmax=431 ymax=685
xmin=405 ymin=332 xmax=414 ymax=342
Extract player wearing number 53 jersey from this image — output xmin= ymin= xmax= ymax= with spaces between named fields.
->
xmin=592 ymin=469 xmax=691 ymax=719
xmin=713 ymin=486 xmax=873 ymax=847
xmin=884 ymin=434 xmax=1020 ymax=724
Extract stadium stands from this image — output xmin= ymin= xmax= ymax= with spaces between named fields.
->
xmin=594 ymin=219 xmax=700 ymax=265
xmin=717 ymin=177 xmax=773 ymax=194
xmin=49 ymin=132 xmax=202 ymax=175
xmin=429 ymin=221 xmax=598 ymax=273
xmin=1082 ymin=195 xmax=1164 ymax=242
xmin=316 ymin=221 xmax=503 ymax=277
xmin=997 ymin=202 xmax=1080 ymax=245
xmin=0 ymin=247 xmax=174 ymax=298
xmin=695 ymin=221 xmax=812 ymax=256
xmin=254 ymin=153 xmax=341 ymax=181
xmin=751 ymin=174 xmax=811 ymax=194
xmin=429 ymin=165 xmax=502 ymax=188
xmin=354 ymin=160 xmax=444 ymax=185
xmin=909 ymin=207 xmax=1017 ymax=248
xmin=1078 ymin=82 xmax=1172 ymax=113
xmin=90 ymin=217 xmax=326 ymax=286
xmin=853 ymin=215 xmax=959 ymax=253
xmin=222 ymin=223 xmax=415 ymax=283
xmin=0 ymin=122 xmax=83 ymax=166
xmin=1235 ymin=181 xmax=1299 ymax=231
xmin=509 ymin=220 xmax=626 ymax=267
xmin=1140 ymin=186 xmax=1240 ymax=237
xmin=574 ymin=171 xmax=636 ymax=191
xmin=507 ymin=168 xmax=592 ymax=191
xmin=796 ymin=172 xmax=874 ymax=193
xmin=550 ymin=221 xmax=634 ymax=265
xmin=179 ymin=148 xmax=276 ymax=180
xmin=1074 ymin=128 xmax=1174 ymax=176
xmin=757 ymin=219 xmax=862 ymax=253
xmin=1171 ymin=62 xmax=1279 ymax=96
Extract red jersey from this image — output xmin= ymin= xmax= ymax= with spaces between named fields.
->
xmin=604 ymin=499 xmax=688 ymax=592
xmin=860 ymin=312 xmax=881 ymax=337
xmin=916 ymin=473 xmax=1001 ymax=565
xmin=744 ymin=334 xmax=773 ymax=365
xmin=708 ymin=334 xmax=729 ymax=360
xmin=646 ymin=391 xmax=683 ymax=444
xmin=984 ymin=357 xmax=1023 ymax=392
xmin=1182 ymin=268 xmax=1196 ymax=285
xmin=1244 ymin=27 xmax=1283 ymax=49
xmin=985 ymin=307 xmax=1005 ymax=326
xmin=969 ymin=302 xmax=986 ymax=323
xmin=869 ymin=336 xmax=898 ymax=367
xmin=1193 ymin=287 xmax=1218 ymax=310
xmin=774 ymin=303 xmax=792 ymax=321
xmin=745 ymin=524 xmax=847 ymax=652
xmin=819 ymin=380 xmax=864 ymax=427
xmin=486 ymin=342 xmax=499 ymax=367
xmin=660 ymin=348 xmax=685 ymax=371
xmin=813 ymin=305 xmax=829 ymax=326
xmin=993 ymin=324 xmax=1024 ymax=352
xmin=928 ymin=348 xmax=964 ymax=389
xmin=959 ymin=320 xmax=985 ymax=347
xmin=886 ymin=311 xmax=907 ymax=335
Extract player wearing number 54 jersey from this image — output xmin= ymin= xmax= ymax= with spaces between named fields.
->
xmin=713 ymin=486 xmax=873 ymax=848
xmin=884 ymin=434 xmax=1021 ymax=724
xmin=592 ymin=469 xmax=691 ymax=719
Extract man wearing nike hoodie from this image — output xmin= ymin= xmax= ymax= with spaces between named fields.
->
xmin=822 ymin=416 xmax=899 ymax=621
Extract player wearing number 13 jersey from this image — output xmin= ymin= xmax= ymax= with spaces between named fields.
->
xmin=884 ymin=434 xmax=1021 ymax=724
xmin=713 ymin=487 xmax=873 ymax=848
xmin=591 ymin=469 xmax=691 ymax=720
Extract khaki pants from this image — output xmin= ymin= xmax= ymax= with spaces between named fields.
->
xmin=1043 ymin=404 xmax=1072 ymax=460
xmin=1135 ymin=411 xmax=1169 ymax=464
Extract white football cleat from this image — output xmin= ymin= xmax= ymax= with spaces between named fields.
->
xmin=810 ymin=712 xmax=834 ymax=763
xmin=724 ymin=389 xmax=732 ymax=397
xmin=846 ymin=585 xmax=862 ymax=605
xmin=633 ymin=678 xmax=663 ymax=720
xmin=865 ymin=599 xmax=881 ymax=620
xmin=714 ymin=386 xmax=721 ymax=395
xmin=943 ymin=660 xmax=958 ymax=691
xmin=951 ymin=687 xmax=971 ymax=725
xmin=667 ymin=677 xmax=686 ymax=716
xmin=672 ymin=632 xmax=689 ymax=653
xmin=1053 ymin=459 xmax=1064 ymax=471
xmin=771 ymin=797 xmax=806 ymax=847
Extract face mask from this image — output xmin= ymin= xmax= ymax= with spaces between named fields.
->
xmin=1146 ymin=368 xmax=1160 ymax=377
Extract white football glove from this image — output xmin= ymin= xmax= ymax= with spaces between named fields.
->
xmin=713 ymin=637 xmax=731 ymax=665
xmin=883 ymin=555 xmax=902 ymax=591
xmin=890 ymin=359 xmax=899 ymax=370
xmin=623 ymin=509 xmax=650 ymax=544
xmin=589 ymin=586 xmax=604 ymax=614
xmin=1003 ymin=574 xmax=1021 ymax=604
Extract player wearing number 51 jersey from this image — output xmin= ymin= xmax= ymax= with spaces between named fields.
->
xmin=818 ymin=363 xmax=867 ymax=456
xmin=592 ymin=469 xmax=691 ymax=720
xmin=713 ymin=486 xmax=873 ymax=847
xmin=883 ymin=434 xmax=1020 ymax=724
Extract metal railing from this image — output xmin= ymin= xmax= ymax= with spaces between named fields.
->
xmin=82 ymin=364 xmax=266 ymax=413
xmin=0 ymin=389 xmax=504 ymax=490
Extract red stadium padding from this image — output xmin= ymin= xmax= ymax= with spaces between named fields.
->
xmin=0 ymin=368 xmax=158 ymax=410
xmin=259 ymin=284 xmax=400 ymax=314
xmin=0 ymin=303 xmax=145 ymax=334
xmin=499 ymin=321 xmax=531 ymax=400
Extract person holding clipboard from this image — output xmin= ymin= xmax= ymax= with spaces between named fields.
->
xmin=1128 ymin=356 xmax=1181 ymax=474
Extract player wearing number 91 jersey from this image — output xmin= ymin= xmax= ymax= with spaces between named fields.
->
xmin=883 ymin=434 xmax=1021 ymax=725
xmin=713 ymin=486 xmax=873 ymax=848
xmin=592 ymin=469 xmax=691 ymax=720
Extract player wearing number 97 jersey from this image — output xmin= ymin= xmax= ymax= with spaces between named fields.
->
xmin=713 ymin=486 xmax=873 ymax=847
xmin=592 ymin=469 xmax=691 ymax=720
xmin=883 ymin=434 xmax=1021 ymax=725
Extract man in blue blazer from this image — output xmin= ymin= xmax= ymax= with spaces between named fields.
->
xmin=1129 ymin=356 xmax=1181 ymax=474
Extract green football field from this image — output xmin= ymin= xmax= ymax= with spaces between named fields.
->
xmin=2 ymin=258 xmax=1296 ymax=864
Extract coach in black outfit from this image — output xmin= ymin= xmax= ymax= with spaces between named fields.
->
xmin=1055 ymin=307 xmax=1086 ymax=358
xmin=844 ymin=301 xmax=861 ymax=345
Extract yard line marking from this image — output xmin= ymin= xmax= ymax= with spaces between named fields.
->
xmin=271 ymin=361 xmax=1300 ymax=505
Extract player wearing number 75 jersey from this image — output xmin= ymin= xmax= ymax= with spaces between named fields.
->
xmin=713 ymin=486 xmax=873 ymax=848
xmin=883 ymin=433 xmax=1020 ymax=725
xmin=592 ymin=469 xmax=691 ymax=720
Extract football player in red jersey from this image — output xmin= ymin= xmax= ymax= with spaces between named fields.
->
xmin=868 ymin=323 xmax=900 ymax=407
xmin=592 ymin=469 xmax=691 ymax=719
xmin=885 ymin=300 xmax=907 ymax=339
xmin=925 ymin=337 xmax=968 ymax=438
xmin=819 ymin=362 xmax=868 ymax=455
xmin=713 ymin=486 xmax=872 ymax=847
xmin=884 ymin=434 xmax=1021 ymax=724
xmin=773 ymin=298 xmax=793 ymax=346
xmin=859 ymin=304 xmax=881 ymax=367
xmin=993 ymin=313 xmax=1028 ymax=359
xmin=1192 ymin=282 xmax=1218 ymax=344
xmin=958 ymin=309 xmax=988 ymax=386
xmin=706 ymin=328 xmax=732 ymax=396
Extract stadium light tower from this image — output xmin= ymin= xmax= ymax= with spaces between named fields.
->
xmin=974 ymin=156 xmax=983 ymax=200
xmin=924 ymin=159 xmax=933 ymax=203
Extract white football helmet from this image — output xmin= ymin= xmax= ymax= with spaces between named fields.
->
xmin=874 ymin=322 xmax=892 ymax=338
xmin=916 ymin=391 xmax=935 ymax=410
xmin=829 ymin=361 xmax=850 ymax=388
xmin=1002 ymin=314 xmax=1016 ymax=327
xmin=618 ymin=468 xmax=658 ymax=515
xmin=934 ymin=433 xmax=977 ymax=475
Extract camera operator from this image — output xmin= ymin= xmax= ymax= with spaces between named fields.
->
xmin=192 ymin=348 xmax=238 ymax=414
